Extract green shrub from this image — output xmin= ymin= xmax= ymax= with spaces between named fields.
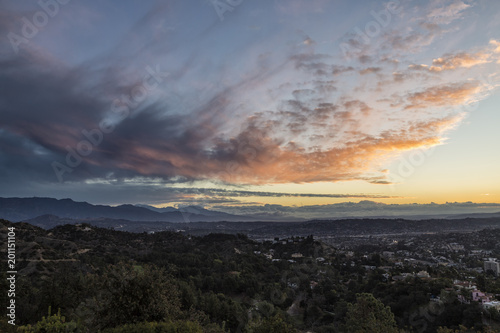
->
xmin=17 ymin=307 xmax=81 ymax=333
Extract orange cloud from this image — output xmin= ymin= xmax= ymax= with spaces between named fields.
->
xmin=404 ymin=82 xmax=480 ymax=109
xmin=490 ymin=40 xmax=500 ymax=53
xmin=207 ymin=116 xmax=456 ymax=184
xmin=490 ymin=40 xmax=500 ymax=63
xmin=429 ymin=52 xmax=489 ymax=71
xmin=409 ymin=52 xmax=490 ymax=72
xmin=99 ymin=113 xmax=461 ymax=186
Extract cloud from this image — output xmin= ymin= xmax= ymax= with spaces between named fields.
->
xmin=408 ymin=51 xmax=491 ymax=72
xmin=491 ymin=40 xmax=500 ymax=53
xmin=387 ymin=1 xmax=478 ymax=56
xmin=430 ymin=52 xmax=489 ymax=71
xmin=292 ymin=53 xmax=335 ymax=76
xmin=0 ymin=0 xmax=498 ymax=199
xmin=0 ymin=32 xmax=490 ymax=187
xmin=404 ymin=82 xmax=481 ymax=109
xmin=331 ymin=65 xmax=355 ymax=75
xmin=490 ymin=40 xmax=500 ymax=63
xmin=427 ymin=0 xmax=471 ymax=24
xmin=408 ymin=64 xmax=430 ymax=71
xmin=359 ymin=67 xmax=382 ymax=75
xmin=172 ymin=188 xmax=399 ymax=199
xmin=215 ymin=200 xmax=500 ymax=219
xmin=386 ymin=29 xmax=437 ymax=53
xmin=303 ymin=36 xmax=316 ymax=46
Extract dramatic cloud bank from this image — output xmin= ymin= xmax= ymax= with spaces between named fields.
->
xmin=0 ymin=0 xmax=499 ymax=209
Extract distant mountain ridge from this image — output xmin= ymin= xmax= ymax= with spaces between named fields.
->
xmin=0 ymin=197 xmax=255 ymax=222
xmin=1 ymin=197 xmax=499 ymax=224
xmin=9 ymin=213 xmax=500 ymax=237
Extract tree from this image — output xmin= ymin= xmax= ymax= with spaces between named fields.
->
xmin=85 ymin=263 xmax=182 ymax=330
xmin=345 ymin=293 xmax=398 ymax=333
xmin=476 ymin=275 xmax=487 ymax=291
xmin=435 ymin=324 xmax=495 ymax=332
xmin=101 ymin=320 xmax=204 ymax=333
xmin=252 ymin=314 xmax=296 ymax=333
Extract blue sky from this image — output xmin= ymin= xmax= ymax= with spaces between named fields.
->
xmin=1 ymin=0 xmax=499 ymax=217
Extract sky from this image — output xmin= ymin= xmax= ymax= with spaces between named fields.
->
xmin=1 ymin=0 xmax=500 ymax=218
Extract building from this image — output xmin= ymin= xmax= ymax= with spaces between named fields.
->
xmin=454 ymin=281 xmax=477 ymax=290
xmin=483 ymin=301 xmax=500 ymax=310
xmin=417 ymin=271 xmax=431 ymax=279
xmin=472 ymin=290 xmax=492 ymax=304
xmin=484 ymin=260 xmax=500 ymax=276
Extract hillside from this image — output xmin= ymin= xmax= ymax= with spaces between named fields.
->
xmin=3 ymin=218 xmax=500 ymax=332
xmin=17 ymin=212 xmax=500 ymax=237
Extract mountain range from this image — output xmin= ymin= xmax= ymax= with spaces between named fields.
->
xmin=1 ymin=197 xmax=499 ymax=226
xmin=0 ymin=197 xmax=255 ymax=223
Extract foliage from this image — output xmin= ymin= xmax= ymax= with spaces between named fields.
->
xmin=5 ymin=219 xmax=500 ymax=333
xmin=85 ymin=263 xmax=182 ymax=330
xmin=345 ymin=293 xmax=398 ymax=333
xmin=17 ymin=307 xmax=81 ymax=332
xmin=101 ymin=320 xmax=203 ymax=333
xmin=250 ymin=314 xmax=296 ymax=333
xmin=435 ymin=324 xmax=500 ymax=332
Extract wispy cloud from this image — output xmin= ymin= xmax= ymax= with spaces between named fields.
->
xmin=427 ymin=0 xmax=471 ymax=25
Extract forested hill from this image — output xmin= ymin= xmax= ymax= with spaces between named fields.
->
xmin=2 ymin=219 xmax=500 ymax=332
xmin=0 ymin=219 xmax=321 ymax=332
xmin=16 ymin=212 xmax=500 ymax=236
